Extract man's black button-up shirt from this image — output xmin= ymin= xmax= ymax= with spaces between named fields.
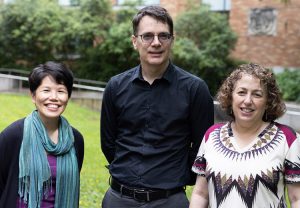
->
xmin=101 ymin=63 xmax=214 ymax=189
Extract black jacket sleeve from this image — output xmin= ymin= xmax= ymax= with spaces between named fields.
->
xmin=100 ymin=80 xmax=117 ymax=164
xmin=0 ymin=119 xmax=24 ymax=207
xmin=72 ymin=127 xmax=84 ymax=172
xmin=188 ymin=80 xmax=214 ymax=185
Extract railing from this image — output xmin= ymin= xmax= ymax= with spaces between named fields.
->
xmin=0 ymin=70 xmax=105 ymax=111
xmin=0 ymin=68 xmax=106 ymax=92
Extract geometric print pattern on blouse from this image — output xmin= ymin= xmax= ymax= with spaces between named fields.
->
xmin=212 ymin=123 xmax=281 ymax=207
xmin=192 ymin=122 xmax=300 ymax=208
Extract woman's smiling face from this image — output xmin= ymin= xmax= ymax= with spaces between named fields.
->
xmin=232 ymin=73 xmax=267 ymax=125
xmin=31 ymin=75 xmax=69 ymax=123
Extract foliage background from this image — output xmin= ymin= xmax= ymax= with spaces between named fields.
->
xmin=173 ymin=5 xmax=240 ymax=95
xmin=0 ymin=0 xmax=240 ymax=96
xmin=0 ymin=0 xmax=299 ymax=101
xmin=0 ymin=0 xmax=112 ymax=68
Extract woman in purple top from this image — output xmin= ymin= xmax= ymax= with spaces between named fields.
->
xmin=0 ymin=61 xmax=84 ymax=208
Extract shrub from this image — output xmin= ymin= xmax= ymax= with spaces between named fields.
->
xmin=173 ymin=5 xmax=239 ymax=96
xmin=276 ymin=69 xmax=300 ymax=103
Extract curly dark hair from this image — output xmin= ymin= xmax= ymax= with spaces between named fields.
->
xmin=216 ymin=63 xmax=286 ymax=122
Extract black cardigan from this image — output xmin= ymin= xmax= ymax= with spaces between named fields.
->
xmin=0 ymin=118 xmax=84 ymax=208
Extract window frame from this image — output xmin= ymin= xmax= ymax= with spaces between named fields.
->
xmin=202 ymin=0 xmax=231 ymax=11
xmin=116 ymin=0 xmax=160 ymax=6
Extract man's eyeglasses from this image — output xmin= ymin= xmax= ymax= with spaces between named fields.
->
xmin=136 ymin=32 xmax=173 ymax=44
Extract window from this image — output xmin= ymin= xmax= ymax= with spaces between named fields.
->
xmin=58 ymin=0 xmax=79 ymax=6
xmin=3 ymin=0 xmax=15 ymax=3
xmin=117 ymin=0 xmax=160 ymax=6
xmin=2 ymin=0 xmax=79 ymax=6
xmin=202 ymin=0 xmax=231 ymax=11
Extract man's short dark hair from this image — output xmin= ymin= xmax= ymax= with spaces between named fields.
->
xmin=132 ymin=5 xmax=173 ymax=36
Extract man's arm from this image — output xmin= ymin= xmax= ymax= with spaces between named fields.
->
xmin=101 ymin=80 xmax=117 ymax=164
xmin=188 ymin=80 xmax=214 ymax=185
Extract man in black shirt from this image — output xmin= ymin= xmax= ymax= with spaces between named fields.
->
xmin=101 ymin=5 xmax=214 ymax=208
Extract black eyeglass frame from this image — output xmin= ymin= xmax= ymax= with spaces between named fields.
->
xmin=136 ymin=32 xmax=173 ymax=44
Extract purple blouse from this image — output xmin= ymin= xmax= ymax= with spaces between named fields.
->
xmin=17 ymin=155 xmax=57 ymax=208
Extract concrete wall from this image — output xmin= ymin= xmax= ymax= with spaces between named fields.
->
xmin=71 ymin=91 xmax=102 ymax=111
xmin=215 ymin=102 xmax=300 ymax=132
xmin=277 ymin=103 xmax=300 ymax=132
xmin=0 ymin=78 xmax=19 ymax=91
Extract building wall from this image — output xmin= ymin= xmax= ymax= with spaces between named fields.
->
xmin=110 ymin=0 xmax=196 ymax=19
xmin=230 ymin=0 xmax=300 ymax=69
xmin=160 ymin=0 xmax=196 ymax=19
xmin=110 ymin=0 xmax=117 ymax=6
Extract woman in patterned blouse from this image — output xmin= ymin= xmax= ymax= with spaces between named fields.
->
xmin=189 ymin=63 xmax=300 ymax=208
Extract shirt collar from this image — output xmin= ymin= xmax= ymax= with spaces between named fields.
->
xmin=162 ymin=62 xmax=174 ymax=83
xmin=131 ymin=66 xmax=141 ymax=82
xmin=131 ymin=62 xmax=174 ymax=84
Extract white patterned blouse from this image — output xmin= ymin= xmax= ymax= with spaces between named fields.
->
xmin=192 ymin=122 xmax=300 ymax=208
